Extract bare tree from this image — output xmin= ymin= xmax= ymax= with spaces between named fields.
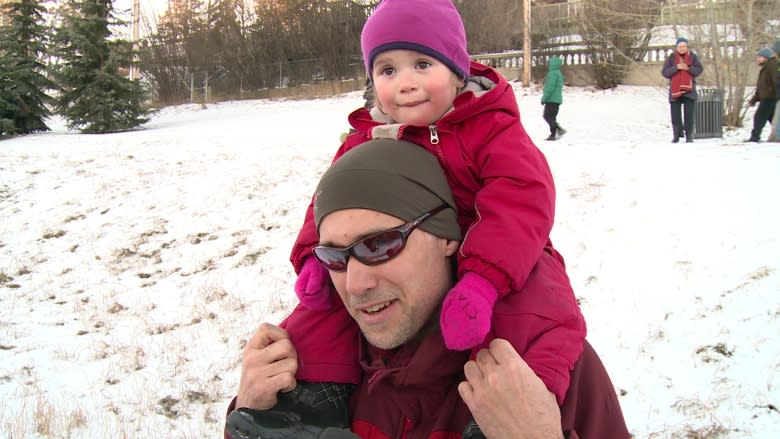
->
xmin=574 ymin=0 xmax=665 ymax=89
xmin=455 ymin=0 xmax=522 ymax=53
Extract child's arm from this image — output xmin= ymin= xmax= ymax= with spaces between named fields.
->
xmin=456 ymin=121 xmax=556 ymax=297
xmin=289 ymin=138 xmax=362 ymax=309
xmin=289 ymin=140 xmax=357 ymax=273
xmin=490 ymin=250 xmax=587 ymax=405
xmin=290 ymin=200 xmax=322 ymax=274
xmin=440 ymin=117 xmax=557 ymax=350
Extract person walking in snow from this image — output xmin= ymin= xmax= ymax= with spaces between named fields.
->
xmin=661 ymin=37 xmax=704 ymax=143
xmin=745 ymin=47 xmax=778 ymax=143
xmin=541 ymin=55 xmax=566 ymax=141
xmin=765 ymin=39 xmax=780 ymax=143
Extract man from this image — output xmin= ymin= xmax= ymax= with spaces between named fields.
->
xmin=225 ymin=139 xmax=629 ymax=439
xmin=768 ymin=39 xmax=780 ymax=142
xmin=661 ymin=36 xmax=704 ymax=143
xmin=746 ymin=47 xmax=778 ymax=143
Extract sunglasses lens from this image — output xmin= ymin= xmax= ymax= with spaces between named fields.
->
xmin=313 ymin=247 xmax=348 ymax=271
xmin=352 ymin=231 xmax=405 ymax=264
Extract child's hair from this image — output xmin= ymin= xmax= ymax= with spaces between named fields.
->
xmin=360 ymin=0 xmax=470 ymax=81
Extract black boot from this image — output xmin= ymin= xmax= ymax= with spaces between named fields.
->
xmin=226 ymin=382 xmax=353 ymax=439
xmin=672 ymin=125 xmax=682 ymax=143
xmin=463 ymin=418 xmax=487 ymax=439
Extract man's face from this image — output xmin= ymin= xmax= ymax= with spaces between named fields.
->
xmin=318 ymin=208 xmax=458 ymax=349
xmin=676 ymin=42 xmax=688 ymax=54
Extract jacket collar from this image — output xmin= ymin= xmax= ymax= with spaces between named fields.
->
xmin=359 ymin=327 xmax=470 ymax=395
xmin=352 ymin=62 xmax=506 ymax=141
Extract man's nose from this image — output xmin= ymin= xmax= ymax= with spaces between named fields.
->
xmin=343 ymin=257 xmax=379 ymax=296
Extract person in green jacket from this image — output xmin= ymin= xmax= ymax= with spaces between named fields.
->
xmin=541 ymin=56 xmax=566 ymax=141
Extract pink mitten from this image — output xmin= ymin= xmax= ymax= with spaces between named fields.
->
xmin=440 ymin=272 xmax=498 ymax=351
xmin=294 ymin=257 xmax=336 ymax=310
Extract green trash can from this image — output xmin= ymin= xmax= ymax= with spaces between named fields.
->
xmin=694 ymin=89 xmax=724 ymax=139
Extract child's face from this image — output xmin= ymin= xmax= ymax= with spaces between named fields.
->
xmin=371 ymin=49 xmax=464 ymax=126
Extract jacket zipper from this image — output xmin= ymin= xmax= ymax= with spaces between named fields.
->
xmin=429 ymin=125 xmax=439 ymax=144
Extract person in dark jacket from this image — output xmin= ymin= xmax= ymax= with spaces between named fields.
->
xmin=225 ymin=140 xmax=629 ymax=439
xmin=747 ymin=47 xmax=779 ymax=142
xmin=542 ymin=55 xmax=566 ymax=141
xmin=661 ymin=37 xmax=704 ymax=143
xmin=771 ymin=39 xmax=780 ymax=142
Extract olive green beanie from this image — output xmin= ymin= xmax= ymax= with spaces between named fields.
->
xmin=313 ymin=139 xmax=461 ymax=241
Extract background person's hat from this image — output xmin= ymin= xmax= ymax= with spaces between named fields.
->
xmin=756 ymin=47 xmax=774 ymax=59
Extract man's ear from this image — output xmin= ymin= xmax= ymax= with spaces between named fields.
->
xmin=444 ymin=239 xmax=459 ymax=256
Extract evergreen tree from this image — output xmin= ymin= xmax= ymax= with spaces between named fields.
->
xmin=0 ymin=0 xmax=56 ymax=136
xmin=52 ymin=0 xmax=151 ymax=134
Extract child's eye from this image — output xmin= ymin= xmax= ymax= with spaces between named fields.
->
xmin=378 ymin=66 xmax=395 ymax=76
xmin=416 ymin=60 xmax=432 ymax=70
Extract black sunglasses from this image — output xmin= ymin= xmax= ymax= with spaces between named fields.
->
xmin=313 ymin=205 xmax=448 ymax=272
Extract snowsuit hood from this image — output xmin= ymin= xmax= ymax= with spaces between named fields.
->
xmin=548 ymin=56 xmax=563 ymax=70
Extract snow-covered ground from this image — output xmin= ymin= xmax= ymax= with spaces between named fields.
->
xmin=1 ymin=85 xmax=778 ymax=438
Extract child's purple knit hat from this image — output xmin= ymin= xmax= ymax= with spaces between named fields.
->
xmin=360 ymin=0 xmax=470 ymax=81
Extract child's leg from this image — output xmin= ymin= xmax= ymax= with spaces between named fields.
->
xmin=281 ymin=303 xmax=361 ymax=384
xmin=560 ymin=340 xmax=630 ymax=438
xmin=480 ymin=249 xmax=586 ymax=405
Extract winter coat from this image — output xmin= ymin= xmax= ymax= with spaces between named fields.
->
xmin=750 ymin=56 xmax=779 ymax=104
xmin=776 ymin=59 xmax=780 ymax=101
xmin=661 ymin=51 xmax=704 ymax=102
xmin=350 ymin=328 xmax=472 ymax=439
xmin=293 ymin=61 xmax=556 ymax=304
xmin=775 ymin=40 xmax=780 ymax=100
xmin=223 ymin=333 xmax=630 ymax=439
xmin=542 ymin=56 xmax=564 ymax=104
xmin=350 ymin=328 xmax=628 ymax=439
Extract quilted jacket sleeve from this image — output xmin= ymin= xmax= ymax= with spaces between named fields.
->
xmin=289 ymin=141 xmax=356 ymax=273
xmin=454 ymin=115 xmax=556 ymax=297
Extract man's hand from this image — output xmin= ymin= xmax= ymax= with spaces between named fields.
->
xmin=677 ymin=63 xmax=689 ymax=70
xmin=458 ymin=339 xmax=564 ymax=439
xmin=236 ymin=323 xmax=299 ymax=409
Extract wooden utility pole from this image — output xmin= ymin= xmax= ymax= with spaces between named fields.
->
xmin=523 ymin=0 xmax=531 ymax=86
xmin=130 ymin=0 xmax=140 ymax=80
